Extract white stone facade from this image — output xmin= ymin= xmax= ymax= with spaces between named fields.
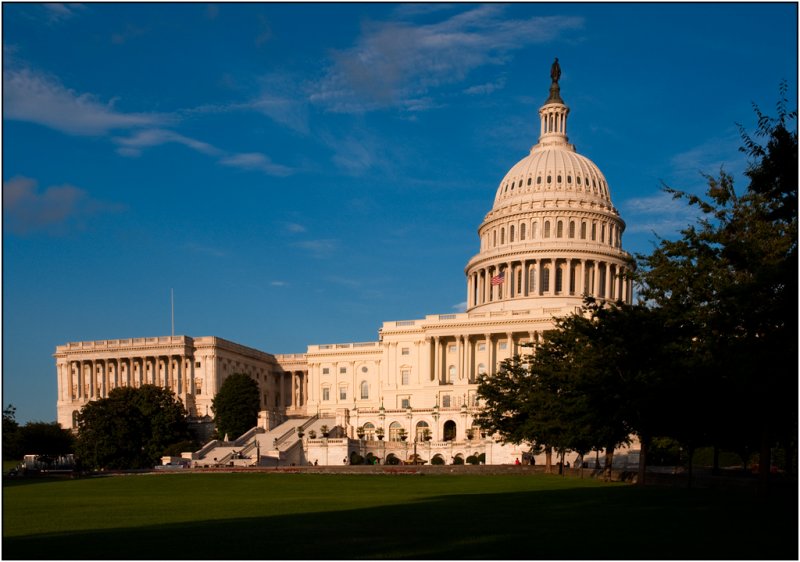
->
xmin=55 ymin=65 xmax=636 ymax=466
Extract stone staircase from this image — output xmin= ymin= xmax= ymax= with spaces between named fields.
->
xmin=187 ymin=415 xmax=339 ymax=467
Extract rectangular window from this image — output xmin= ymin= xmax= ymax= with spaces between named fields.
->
xmin=499 ymin=342 xmax=507 ymax=350
xmin=322 ymin=387 xmax=330 ymax=401
xmin=478 ymin=343 xmax=486 ymax=351
xmin=322 ymin=367 xmax=330 ymax=375
xmin=401 ymin=370 xmax=410 ymax=385
xmin=448 ymin=345 xmax=456 ymax=353
xmin=442 ymin=395 xmax=451 ymax=408
xmin=339 ymin=367 xmax=347 ymax=374
xmin=195 ymin=361 xmax=201 ymax=368
xmin=401 ymin=347 xmax=410 ymax=356
xmin=401 ymin=398 xmax=410 ymax=409
xmin=339 ymin=387 xmax=347 ymax=400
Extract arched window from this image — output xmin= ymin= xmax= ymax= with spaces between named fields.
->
xmin=416 ymin=421 xmax=430 ymax=441
xmin=389 ymin=421 xmax=404 ymax=442
xmin=363 ymin=422 xmax=376 ymax=440
xmin=510 ymin=225 xmax=515 ymax=242
xmin=532 ymin=222 xmax=538 ymax=239
xmin=360 ymin=381 xmax=369 ymax=399
xmin=544 ymin=221 xmax=551 ymax=238
xmin=493 ymin=230 xmax=497 ymax=247
xmin=477 ymin=363 xmax=487 ymax=376
xmin=443 ymin=420 xmax=457 ymax=441
xmin=500 ymin=228 xmax=505 ymax=244
xmin=556 ymin=221 xmax=563 ymax=238
xmin=527 ymin=177 xmax=532 ymax=186
xmin=520 ymin=223 xmax=526 ymax=240
xmin=581 ymin=222 xmax=587 ymax=239
xmin=537 ymin=176 xmax=542 ymax=185
xmin=528 ymin=268 xmax=536 ymax=292
xmin=592 ymin=223 xmax=597 ymax=241
xmin=601 ymin=224 xmax=606 ymax=243
xmin=577 ymin=176 xmax=582 ymax=186
xmin=555 ymin=266 xmax=563 ymax=293
xmin=542 ymin=268 xmax=550 ymax=292
xmin=569 ymin=221 xmax=575 ymax=238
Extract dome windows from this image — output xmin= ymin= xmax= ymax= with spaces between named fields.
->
xmin=532 ymin=221 xmax=538 ymax=239
xmin=537 ymin=176 xmax=542 ymax=185
xmin=546 ymin=175 xmax=552 ymax=184
xmin=581 ymin=222 xmax=587 ymax=239
xmin=556 ymin=221 xmax=563 ymax=238
xmin=500 ymin=228 xmax=505 ymax=245
xmin=557 ymin=175 xmax=562 ymax=184
xmin=520 ymin=223 xmax=526 ymax=240
xmin=544 ymin=221 xmax=551 ymax=238
xmin=527 ymin=177 xmax=532 ymax=186
xmin=569 ymin=221 xmax=576 ymax=238
xmin=567 ymin=175 xmax=572 ymax=185
xmin=576 ymin=176 xmax=581 ymax=185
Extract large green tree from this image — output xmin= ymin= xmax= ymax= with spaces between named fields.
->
xmin=212 ymin=373 xmax=260 ymax=440
xmin=75 ymin=385 xmax=190 ymax=469
xmin=637 ymin=87 xmax=797 ymax=484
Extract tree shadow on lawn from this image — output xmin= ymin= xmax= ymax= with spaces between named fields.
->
xmin=4 ymin=485 xmax=796 ymax=560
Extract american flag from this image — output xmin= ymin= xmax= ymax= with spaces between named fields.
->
xmin=491 ymin=272 xmax=505 ymax=285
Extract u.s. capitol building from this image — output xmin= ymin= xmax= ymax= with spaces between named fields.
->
xmin=55 ymin=62 xmax=636 ymax=466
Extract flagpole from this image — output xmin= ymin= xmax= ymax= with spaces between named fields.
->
xmin=171 ymin=288 xmax=175 ymax=337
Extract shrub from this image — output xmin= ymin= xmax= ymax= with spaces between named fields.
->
xmin=466 ymin=455 xmax=480 ymax=465
xmin=431 ymin=455 xmax=445 ymax=465
xmin=453 ymin=456 xmax=465 ymax=465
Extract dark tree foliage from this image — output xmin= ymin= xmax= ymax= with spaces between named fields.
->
xmin=3 ymin=404 xmax=21 ymax=459
xmin=477 ymin=298 xmax=681 ymax=480
xmin=75 ymin=385 xmax=190 ymax=470
xmin=212 ymin=373 xmax=260 ymax=440
xmin=17 ymin=422 xmax=75 ymax=456
xmin=637 ymin=87 xmax=797 ymax=481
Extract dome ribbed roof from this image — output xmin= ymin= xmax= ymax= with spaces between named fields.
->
xmin=493 ymin=146 xmax=612 ymax=208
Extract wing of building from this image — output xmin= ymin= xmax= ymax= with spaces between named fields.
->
xmin=55 ymin=62 xmax=637 ymax=467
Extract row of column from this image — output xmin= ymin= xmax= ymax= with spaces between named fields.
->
xmin=468 ymin=258 xmax=631 ymax=308
xmin=281 ymin=370 xmax=307 ymax=410
xmin=428 ymin=332 xmax=538 ymax=385
xmin=59 ymin=356 xmax=193 ymax=402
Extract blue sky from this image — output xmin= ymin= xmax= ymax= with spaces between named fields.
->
xmin=3 ymin=2 xmax=797 ymax=423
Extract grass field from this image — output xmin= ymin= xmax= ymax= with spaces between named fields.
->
xmin=3 ymin=472 xmax=796 ymax=559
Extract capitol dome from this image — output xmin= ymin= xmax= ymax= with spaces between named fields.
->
xmin=464 ymin=59 xmax=633 ymax=314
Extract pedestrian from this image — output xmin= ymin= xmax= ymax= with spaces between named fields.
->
xmin=314 ymin=459 xmax=318 ymax=466
xmin=515 ymin=458 xmax=520 ymax=465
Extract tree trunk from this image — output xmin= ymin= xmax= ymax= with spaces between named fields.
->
xmin=758 ymin=426 xmax=771 ymax=498
xmin=545 ymin=447 xmax=552 ymax=474
xmin=637 ymin=434 xmax=649 ymax=487
xmin=604 ymin=447 xmax=614 ymax=482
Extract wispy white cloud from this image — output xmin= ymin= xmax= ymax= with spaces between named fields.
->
xmin=4 ymin=66 xmax=164 ymax=135
xmin=270 ymin=280 xmax=288 ymax=287
xmin=292 ymin=239 xmax=339 ymax=258
xmin=464 ymin=77 xmax=506 ymax=95
xmin=3 ymin=176 xmax=123 ymax=235
xmin=111 ymin=24 xmax=147 ymax=45
xmin=254 ymin=14 xmax=272 ymax=46
xmin=219 ymin=152 xmax=293 ymax=176
xmin=451 ymin=301 xmax=468 ymax=312
xmin=113 ymin=128 xmax=221 ymax=157
xmin=310 ymin=7 xmax=583 ymax=112
xmin=284 ymin=222 xmax=307 ymax=234
xmin=620 ymin=191 xmax=701 ymax=236
xmin=42 ymin=3 xmax=85 ymax=23
xmin=184 ymin=243 xmax=226 ymax=257
xmin=113 ymin=129 xmax=292 ymax=176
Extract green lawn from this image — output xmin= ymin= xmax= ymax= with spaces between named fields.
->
xmin=3 ymin=472 xmax=796 ymax=559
